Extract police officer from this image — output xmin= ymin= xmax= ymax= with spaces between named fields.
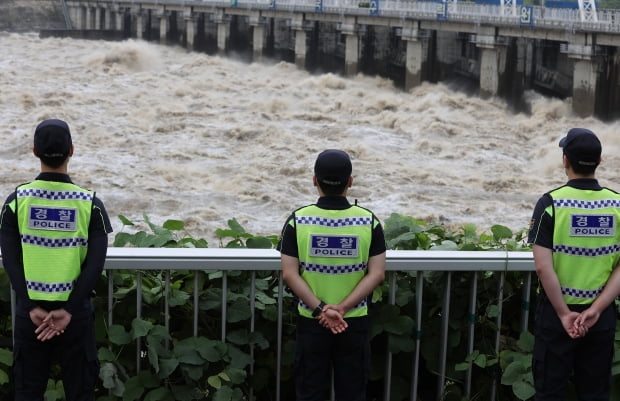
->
xmin=277 ymin=149 xmax=386 ymax=401
xmin=0 ymin=119 xmax=112 ymax=401
xmin=528 ymin=128 xmax=620 ymax=401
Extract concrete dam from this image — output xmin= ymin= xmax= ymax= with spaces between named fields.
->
xmin=4 ymin=0 xmax=620 ymax=120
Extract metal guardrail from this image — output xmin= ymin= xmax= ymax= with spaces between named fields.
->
xmin=80 ymin=0 xmax=620 ymax=34
xmin=2 ymin=248 xmax=536 ymax=401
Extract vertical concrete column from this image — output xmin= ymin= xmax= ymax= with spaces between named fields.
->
xmin=572 ymin=58 xmax=597 ymax=117
xmin=85 ymin=7 xmax=93 ymax=29
xmin=476 ymin=26 xmax=500 ymax=97
xmin=94 ymin=7 xmax=102 ymax=30
xmin=290 ymin=14 xmax=307 ymax=69
xmin=135 ymin=12 xmax=145 ymax=39
xmin=566 ymin=34 xmax=597 ymax=117
xmin=158 ymin=10 xmax=169 ymax=42
xmin=115 ymin=10 xmax=124 ymax=31
xmin=215 ymin=9 xmax=229 ymax=53
xmin=253 ymin=25 xmax=265 ymax=62
xmin=185 ymin=16 xmax=196 ymax=50
xmin=249 ymin=12 xmax=265 ymax=62
xmin=405 ymin=40 xmax=423 ymax=89
xmin=341 ymin=17 xmax=359 ymax=76
xmin=402 ymin=21 xmax=424 ymax=90
xmin=295 ymin=30 xmax=307 ymax=69
xmin=72 ymin=6 xmax=85 ymax=29
xmin=104 ymin=8 xmax=113 ymax=30
xmin=479 ymin=47 xmax=500 ymax=97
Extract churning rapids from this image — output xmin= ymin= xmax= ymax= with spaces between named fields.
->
xmin=2 ymin=32 xmax=620 ymax=245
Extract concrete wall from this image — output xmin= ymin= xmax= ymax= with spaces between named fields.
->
xmin=0 ymin=0 xmax=66 ymax=32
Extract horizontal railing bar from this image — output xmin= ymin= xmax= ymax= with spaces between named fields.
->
xmin=0 ymin=248 xmax=534 ymax=272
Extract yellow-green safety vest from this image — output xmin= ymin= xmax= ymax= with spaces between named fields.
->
xmin=293 ymin=204 xmax=374 ymax=318
xmin=549 ymin=185 xmax=620 ymax=304
xmin=12 ymin=180 xmax=93 ymax=301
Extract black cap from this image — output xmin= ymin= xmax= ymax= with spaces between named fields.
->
xmin=34 ymin=119 xmax=72 ymax=159
xmin=559 ymin=128 xmax=601 ymax=167
xmin=314 ymin=149 xmax=352 ymax=187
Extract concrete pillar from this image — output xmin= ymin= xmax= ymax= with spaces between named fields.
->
xmin=572 ymin=58 xmax=597 ymax=117
xmin=158 ymin=11 xmax=169 ymax=42
xmin=344 ymin=34 xmax=359 ymax=76
xmin=476 ymin=26 xmax=500 ymax=97
xmin=249 ymin=11 xmax=265 ymax=62
xmin=135 ymin=12 xmax=144 ymax=39
xmin=253 ymin=25 xmax=265 ymax=62
xmin=95 ymin=7 xmax=102 ymax=30
xmin=215 ymin=10 xmax=229 ymax=53
xmin=185 ymin=17 xmax=196 ymax=50
xmin=295 ymin=30 xmax=307 ymax=69
xmin=115 ymin=11 xmax=124 ymax=31
xmin=104 ymin=9 xmax=113 ymax=30
xmin=479 ymin=47 xmax=500 ymax=97
xmin=402 ymin=21 xmax=424 ymax=90
xmin=85 ymin=7 xmax=93 ymax=29
xmin=341 ymin=17 xmax=359 ymax=76
xmin=566 ymin=34 xmax=597 ymax=117
xmin=404 ymin=40 xmax=423 ymax=90
xmin=72 ymin=6 xmax=85 ymax=29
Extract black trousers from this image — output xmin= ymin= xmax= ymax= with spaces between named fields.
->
xmin=533 ymin=299 xmax=615 ymax=401
xmin=294 ymin=316 xmax=370 ymax=401
xmin=12 ymin=314 xmax=99 ymax=401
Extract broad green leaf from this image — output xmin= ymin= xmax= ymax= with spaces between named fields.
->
xmin=169 ymin=288 xmax=190 ymax=307
xmin=228 ymin=344 xmax=252 ymax=369
xmin=118 ymin=215 xmax=135 ymax=226
xmin=174 ymin=344 xmax=204 ymax=365
xmin=513 ymin=381 xmax=536 ymax=400
xmin=108 ymin=324 xmax=132 ymax=345
xmin=131 ymin=318 xmax=154 ymax=339
xmin=98 ymin=347 xmax=116 ymax=362
xmin=212 ymin=385 xmax=234 ymax=401
xmin=147 ymin=343 xmax=159 ymax=372
xmin=246 ymin=236 xmax=273 ymax=249
xmin=0 ymin=368 xmax=8 ymax=385
xmin=144 ymin=387 xmax=173 ymax=401
xmin=474 ymin=353 xmax=487 ymax=368
xmin=517 ymin=331 xmax=535 ymax=352
xmin=492 ymin=224 xmax=513 ymax=241
xmin=158 ymin=358 xmax=179 ymax=379
xmin=501 ymin=361 xmax=526 ymax=385
xmin=122 ymin=376 xmax=145 ymax=401
xmin=163 ymin=219 xmax=185 ymax=230
xmin=0 ymin=348 xmax=12 ymax=366
xmin=208 ymin=375 xmax=222 ymax=389
xmin=181 ymin=364 xmax=205 ymax=381
xmin=224 ymin=367 xmax=247 ymax=384
xmin=227 ymin=298 xmax=251 ymax=323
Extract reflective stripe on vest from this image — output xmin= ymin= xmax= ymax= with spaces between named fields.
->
xmin=15 ymin=180 xmax=93 ymax=301
xmin=294 ymin=205 xmax=373 ymax=318
xmin=550 ymin=185 xmax=620 ymax=304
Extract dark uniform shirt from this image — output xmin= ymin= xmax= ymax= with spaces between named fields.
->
xmin=0 ymin=172 xmax=112 ymax=318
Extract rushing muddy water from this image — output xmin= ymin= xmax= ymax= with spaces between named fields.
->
xmin=2 ymin=32 xmax=620 ymax=245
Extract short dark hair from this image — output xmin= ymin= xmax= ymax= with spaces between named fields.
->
xmin=317 ymin=180 xmax=348 ymax=196
xmin=565 ymin=153 xmax=598 ymax=175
